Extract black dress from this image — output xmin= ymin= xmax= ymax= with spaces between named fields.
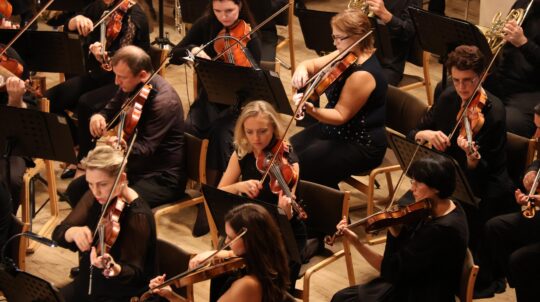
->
xmin=52 ymin=192 xmax=157 ymax=302
xmin=291 ymin=54 xmax=387 ymax=189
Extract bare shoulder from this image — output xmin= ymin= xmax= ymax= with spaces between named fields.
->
xmin=218 ymin=275 xmax=262 ymax=302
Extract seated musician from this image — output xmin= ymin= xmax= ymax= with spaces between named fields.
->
xmin=170 ymin=0 xmax=262 ymax=186
xmin=51 ymin=145 xmax=157 ymax=302
xmin=332 ymin=155 xmax=469 ymax=302
xmin=410 ymin=45 xmax=515 ymax=253
xmin=290 ymin=8 xmax=387 ymax=189
xmin=45 ymin=0 xmax=150 ymax=178
xmin=474 ymin=103 xmax=540 ymax=300
xmin=484 ymin=0 xmax=540 ymax=138
xmin=148 ymin=203 xmax=292 ymax=302
xmin=67 ymin=45 xmax=186 ymax=209
xmin=218 ymin=100 xmax=307 ymax=287
xmin=363 ymin=0 xmax=422 ymax=86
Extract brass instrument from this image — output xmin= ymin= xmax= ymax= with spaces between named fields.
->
xmin=483 ymin=8 xmax=525 ymax=53
xmin=348 ymin=0 xmax=374 ymax=18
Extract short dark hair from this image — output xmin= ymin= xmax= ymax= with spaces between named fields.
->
xmin=407 ymin=155 xmax=456 ymax=199
xmin=111 ymin=45 xmax=154 ymax=75
xmin=445 ymin=45 xmax=485 ymax=76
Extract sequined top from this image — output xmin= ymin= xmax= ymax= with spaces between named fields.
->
xmin=320 ymin=54 xmax=387 ymax=147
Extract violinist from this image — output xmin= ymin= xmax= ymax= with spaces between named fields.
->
xmin=483 ymin=0 xmax=540 ymax=138
xmin=51 ymin=145 xmax=157 ymax=302
xmin=148 ymin=203 xmax=292 ymax=302
xmin=290 ymin=9 xmax=387 ymax=189
xmin=170 ymin=0 xmax=262 ymax=187
xmin=218 ymin=100 xmax=307 ymax=288
xmin=410 ymin=45 xmax=515 ymax=253
xmin=45 ymin=0 xmax=150 ymax=178
xmin=362 ymin=0 xmax=422 ymax=85
xmin=67 ymin=45 xmax=186 ymax=210
xmin=474 ymin=103 xmax=540 ymax=300
xmin=332 ymin=155 xmax=469 ymax=302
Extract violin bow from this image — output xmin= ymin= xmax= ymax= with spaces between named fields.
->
xmin=139 ymin=228 xmax=248 ymax=295
xmin=0 ymin=0 xmax=54 ymax=58
xmin=260 ymin=31 xmax=373 ymax=184
xmin=448 ymin=0 xmax=534 ymax=141
xmin=91 ymin=0 xmax=132 ymax=31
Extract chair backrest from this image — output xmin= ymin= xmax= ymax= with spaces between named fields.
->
xmin=385 ymin=85 xmax=429 ymax=136
xmin=457 ymin=249 xmax=479 ymax=302
xmin=156 ymin=238 xmax=193 ymax=299
xmin=506 ymin=132 xmax=536 ymax=188
xmin=149 ymin=46 xmax=169 ymax=77
xmin=296 ymin=180 xmax=349 ymax=236
xmin=8 ymin=215 xmax=29 ymax=270
xmin=184 ymin=132 xmax=208 ymax=185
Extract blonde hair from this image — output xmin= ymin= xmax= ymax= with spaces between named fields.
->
xmin=331 ymin=8 xmax=374 ymax=51
xmin=234 ymin=101 xmax=284 ymax=158
xmin=80 ymin=145 xmax=124 ymax=176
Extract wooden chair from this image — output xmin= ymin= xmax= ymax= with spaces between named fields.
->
xmin=7 ymin=215 xmax=29 ymax=270
xmin=398 ymin=38 xmax=433 ymax=106
xmin=21 ymin=98 xmax=60 ymax=252
xmin=152 ymin=133 xmax=218 ymax=247
xmin=342 ymin=85 xmax=428 ymax=244
xmin=505 ymin=132 xmax=537 ymax=188
xmin=149 ymin=45 xmax=170 ymax=77
xmin=275 ymin=0 xmax=296 ymax=73
xmin=457 ymin=249 xmax=479 ymax=302
xmin=155 ymin=238 xmax=194 ymax=301
xmin=293 ymin=180 xmax=355 ymax=302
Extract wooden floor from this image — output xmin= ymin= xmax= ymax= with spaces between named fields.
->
xmin=13 ymin=0 xmax=516 ymax=301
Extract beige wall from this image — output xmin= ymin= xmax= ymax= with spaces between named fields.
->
xmin=479 ymin=0 xmax=514 ymax=27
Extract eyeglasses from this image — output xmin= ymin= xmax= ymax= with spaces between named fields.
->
xmin=331 ymin=34 xmax=350 ymax=41
xmin=451 ymin=77 xmax=478 ymax=87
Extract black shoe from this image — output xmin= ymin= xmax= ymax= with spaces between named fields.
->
xmin=192 ymin=206 xmax=209 ymax=237
xmin=61 ymin=168 xmax=76 ymax=179
xmin=69 ymin=267 xmax=79 ymax=278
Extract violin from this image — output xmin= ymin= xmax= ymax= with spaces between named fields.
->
xmin=325 ymin=199 xmax=432 ymax=246
xmin=0 ymin=63 xmax=43 ymax=97
xmin=0 ymin=0 xmax=12 ymax=19
xmin=105 ymin=0 xmax=133 ymax=46
xmin=123 ymin=84 xmax=151 ymax=139
xmin=457 ymin=90 xmax=486 ymax=159
xmin=213 ymin=19 xmax=253 ymax=67
xmin=522 ymin=166 xmax=540 ymax=219
xmin=0 ymin=46 xmax=22 ymax=78
xmin=295 ymin=52 xmax=358 ymax=120
xmin=256 ymin=139 xmax=307 ymax=220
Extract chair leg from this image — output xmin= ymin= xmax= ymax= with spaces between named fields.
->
xmin=343 ymin=239 xmax=356 ymax=286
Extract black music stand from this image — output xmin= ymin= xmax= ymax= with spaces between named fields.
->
xmin=0 ymin=29 xmax=86 ymax=74
xmin=408 ymin=7 xmax=492 ymax=90
xmin=0 ymin=264 xmax=64 ymax=302
xmin=194 ymin=58 xmax=293 ymax=115
xmin=386 ymin=132 xmax=479 ymax=207
xmin=202 ymin=185 xmax=301 ymax=264
xmin=295 ymin=7 xmax=335 ymax=56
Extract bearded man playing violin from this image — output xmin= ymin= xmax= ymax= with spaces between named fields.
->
xmin=66 ymin=45 xmax=186 ymax=210
xmin=45 ymin=0 xmax=150 ymax=178
xmin=52 ymin=145 xmax=157 ymax=302
xmin=410 ymin=45 xmax=515 ymax=256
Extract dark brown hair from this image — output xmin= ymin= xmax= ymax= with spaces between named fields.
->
xmin=225 ymin=203 xmax=290 ymax=302
xmin=445 ymin=45 xmax=485 ymax=75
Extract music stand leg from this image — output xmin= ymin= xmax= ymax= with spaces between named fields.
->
xmin=151 ymin=0 xmax=175 ymax=48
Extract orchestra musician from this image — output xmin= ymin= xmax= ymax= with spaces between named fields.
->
xmin=170 ymin=0 xmax=262 ymax=187
xmin=290 ymin=8 xmax=387 ymax=189
xmin=331 ymin=155 xmax=469 ymax=302
xmin=484 ymin=0 xmax=540 ymax=138
xmin=474 ymin=103 xmax=540 ymax=300
xmin=67 ymin=45 xmax=186 ymax=210
xmin=363 ymin=0 xmax=422 ymax=86
xmin=218 ymin=100 xmax=307 ymax=288
xmin=45 ymin=0 xmax=150 ymax=178
xmin=51 ymin=145 xmax=157 ymax=302
xmin=148 ymin=203 xmax=292 ymax=302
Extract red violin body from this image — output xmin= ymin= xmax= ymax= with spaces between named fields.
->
xmin=213 ymin=19 xmax=253 ymax=67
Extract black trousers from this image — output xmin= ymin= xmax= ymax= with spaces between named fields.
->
xmin=46 ymin=72 xmax=116 ymax=151
xmin=290 ymin=125 xmax=385 ymax=189
xmin=331 ymin=278 xmax=396 ymax=302
xmin=66 ymin=173 xmax=186 ymax=209
xmin=478 ymin=212 xmax=540 ymax=302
